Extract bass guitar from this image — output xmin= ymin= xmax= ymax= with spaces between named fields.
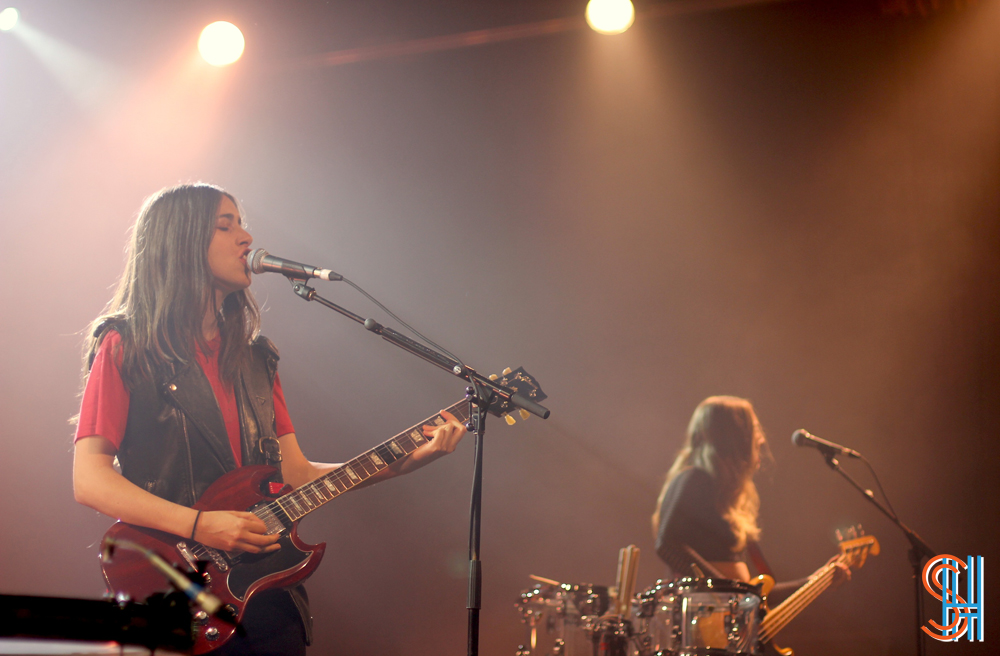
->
xmin=756 ymin=528 xmax=879 ymax=655
xmin=101 ymin=367 xmax=545 ymax=654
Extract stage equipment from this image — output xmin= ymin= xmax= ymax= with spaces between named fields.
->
xmin=198 ymin=21 xmax=244 ymax=66
xmin=586 ymin=0 xmax=635 ymax=34
xmin=795 ymin=432 xmax=935 ymax=656
xmin=634 ymin=577 xmax=763 ymax=655
xmin=515 ymin=579 xmax=611 ymax=656
xmin=0 ymin=592 xmax=191 ymax=653
xmin=0 ymin=8 xmax=17 ymax=31
xmin=257 ymin=249 xmax=549 ymax=656
xmin=791 ymin=429 xmax=861 ymax=459
xmin=249 ymin=248 xmax=342 ymax=281
xmin=515 ymin=546 xmax=642 ymax=656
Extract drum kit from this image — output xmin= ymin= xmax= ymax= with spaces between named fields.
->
xmin=514 ymin=546 xmax=764 ymax=656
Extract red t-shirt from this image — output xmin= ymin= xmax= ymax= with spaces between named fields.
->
xmin=75 ymin=331 xmax=295 ymax=467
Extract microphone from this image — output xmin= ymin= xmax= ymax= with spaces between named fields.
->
xmin=792 ymin=429 xmax=862 ymax=459
xmin=249 ymin=249 xmax=342 ymax=282
xmin=102 ymin=537 xmax=237 ymax=624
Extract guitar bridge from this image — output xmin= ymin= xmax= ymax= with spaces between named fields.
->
xmin=176 ymin=541 xmax=229 ymax=572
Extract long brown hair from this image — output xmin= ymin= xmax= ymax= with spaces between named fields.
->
xmin=652 ymin=396 xmax=769 ymax=551
xmin=83 ymin=183 xmax=260 ymax=387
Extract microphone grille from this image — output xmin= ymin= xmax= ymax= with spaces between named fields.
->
xmin=791 ymin=429 xmax=809 ymax=447
xmin=249 ymin=248 xmax=268 ymax=274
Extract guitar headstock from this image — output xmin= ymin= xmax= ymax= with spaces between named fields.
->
xmin=482 ymin=367 xmax=547 ymax=424
xmin=836 ymin=525 xmax=880 ymax=570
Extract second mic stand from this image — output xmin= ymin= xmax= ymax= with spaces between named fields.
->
xmin=822 ymin=454 xmax=935 ymax=656
xmin=287 ymin=279 xmax=549 ymax=656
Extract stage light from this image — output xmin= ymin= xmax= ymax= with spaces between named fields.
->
xmin=0 ymin=7 xmax=19 ymax=31
xmin=586 ymin=0 xmax=635 ymax=35
xmin=198 ymin=21 xmax=244 ymax=66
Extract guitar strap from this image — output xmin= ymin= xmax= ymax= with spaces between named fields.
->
xmin=747 ymin=541 xmax=775 ymax=577
xmin=260 ymin=436 xmax=283 ymax=467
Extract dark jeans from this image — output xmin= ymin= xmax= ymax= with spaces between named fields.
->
xmin=209 ymin=589 xmax=307 ymax=656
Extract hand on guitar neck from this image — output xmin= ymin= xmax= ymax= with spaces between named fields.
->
xmin=825 ymin=553 xmax=852 ymax=588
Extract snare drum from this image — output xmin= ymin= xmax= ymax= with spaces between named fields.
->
xmin=516 ymin=582 xmax=610 ymax=656
xmin=633 ymin=578 xmax=763 ymax=656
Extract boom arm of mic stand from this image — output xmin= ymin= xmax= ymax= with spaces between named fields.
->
xmin=822 ymin=454 xmax=935 ymax=656
xmin=822 ymin=455 xmax=935 ymax=558
xmin=289 ymin=280 xmax=551 ymax=419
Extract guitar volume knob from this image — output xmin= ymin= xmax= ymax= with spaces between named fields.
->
xmin=193 ymin=610 xmax=208 ymax=623
xmin=204 ymin=627 xmax=220 ymax=641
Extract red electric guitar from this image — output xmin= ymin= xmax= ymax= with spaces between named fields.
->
xmin=101 ymin=367 xmax=545 ymax=654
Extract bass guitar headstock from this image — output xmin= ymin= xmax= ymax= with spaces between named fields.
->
xmin=481 ymin=367 xmax=547 ymax=425
xmin=835 ymin=525 xmax=880 ymax=570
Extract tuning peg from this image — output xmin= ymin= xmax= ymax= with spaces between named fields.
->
xmin=519 ymin=409 xmax=530 ymax=421
xmin=857 ymin=525 xmax=864 ymax=536
xmin=847 ymin=526 xmax=857 ymax=540
xmin=504 ymin=414 xmax=516 ymax=426
xmin=502 ymin=367 xmax=512 ymax=376
xmin=488 ymin=374 xmax=498 ymax=381
xmin=835 ymin=529 xmax=843 ymax=543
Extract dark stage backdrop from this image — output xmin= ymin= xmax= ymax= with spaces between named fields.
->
xmin=0 ymin=1 xmax=997 ymax=655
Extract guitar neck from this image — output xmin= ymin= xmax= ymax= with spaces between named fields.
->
xmin=759 ymin=556 xmax=840 ymax=643
xmin=269 ymin=399 xmax=470 ymax=523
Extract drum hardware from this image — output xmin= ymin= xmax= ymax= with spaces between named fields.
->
xmin=632 ymin=577 xmax=764 ymax=655
xmin=592 ymin=616 xmax=635 ymax=656
xmin=515 ymin=545 xmax=642 ymax=656
xmin=516 ymin=579 xmax=611 ymax=656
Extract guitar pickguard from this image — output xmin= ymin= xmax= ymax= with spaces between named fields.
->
xmin=225 ymin=533 xmax=312 ymax=600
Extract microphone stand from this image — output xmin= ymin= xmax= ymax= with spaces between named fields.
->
xmin=821 ymin=454 xmax=935 ymax=656
xmin=285 ymin=279 xmax=550 ymax=656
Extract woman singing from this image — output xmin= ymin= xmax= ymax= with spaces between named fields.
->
xmin=72 ymin=183 xmax=467 ymax=655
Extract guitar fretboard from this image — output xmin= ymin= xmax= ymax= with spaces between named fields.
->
xmin=253 ymin=399 xmax=471 ymax=532
xmin=759 ymin=535 xmax=877 ymax=644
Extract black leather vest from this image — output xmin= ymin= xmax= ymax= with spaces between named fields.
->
xmin=115 ymin=334 xmax=282 ymax=504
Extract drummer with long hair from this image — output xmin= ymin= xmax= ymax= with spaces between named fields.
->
xmin=652 ymin=396 xmax=848 ymax=598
